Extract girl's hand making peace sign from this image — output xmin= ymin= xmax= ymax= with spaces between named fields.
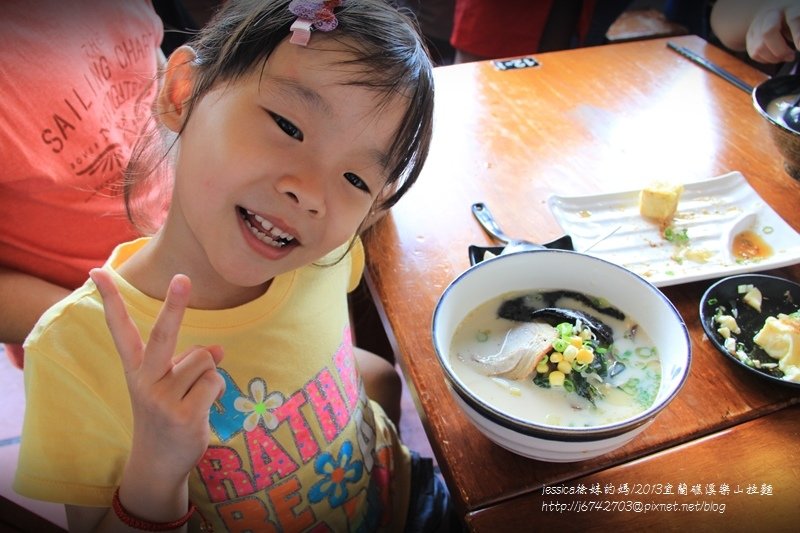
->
xmin=90 ymin=268 xmax=226 ymax=482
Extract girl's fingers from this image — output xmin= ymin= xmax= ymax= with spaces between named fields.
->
xmin=92 ymin=271 xmax=221 ymax=393
xmin=182 ymin=366 xmax=227 ymax=412
xmin=173 ymin=344 xmax=225 ymax=367
xmin=90 ymin=268 xmax=145 ymax=372
xmin=140 ymin=274 xmax=192 ymax=378
xmin=169 ymin=346 xmax=226 ymax=397
xmin=207 ymin=344 xmax=225 ymax=366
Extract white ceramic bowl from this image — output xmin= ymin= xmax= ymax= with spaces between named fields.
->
xmin=431 ymin=250 xmax=691 ymax=462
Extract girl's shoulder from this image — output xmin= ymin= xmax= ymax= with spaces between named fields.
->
xmin=24 ymin=277 xmax=107 ymax=358
xmin=22 ymin=275 xmax=128 ymax=404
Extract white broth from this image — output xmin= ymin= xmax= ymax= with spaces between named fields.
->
xmin=449 ymin=290 xmax=661 ymax=428
xmin=766 ymin=92 xmax=800 ymax=129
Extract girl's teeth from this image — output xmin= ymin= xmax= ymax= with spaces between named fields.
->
xmin=243 ymin=208 xmax=295 ymax=246
xmin=247 ymin=222 xmax=284 ymax=247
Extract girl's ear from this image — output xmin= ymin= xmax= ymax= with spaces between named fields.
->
xmin=158 ymin=45 xmax=197 ymax=132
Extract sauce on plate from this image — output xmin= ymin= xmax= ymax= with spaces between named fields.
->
xmin=732 ymin=230 xmax=773 ymax=261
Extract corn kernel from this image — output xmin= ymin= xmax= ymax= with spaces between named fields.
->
xmin=550 ymin=352 xmax=563 ymax=363
xmin=536 ymin=361 xmax=549 ymax=374
xmin=557 ymin=360 xmax=572 ymax=374
xmin=549 ymin=370 xmax=565 ymax=387
xmin=570 ymin=336 xmax=583 ymax=347
xmin=576 ymin=348 xmax=594 ymax=364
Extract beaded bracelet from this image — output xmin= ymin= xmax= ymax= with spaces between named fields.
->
xmin=112 ymin=487 xmax=196 ymax=531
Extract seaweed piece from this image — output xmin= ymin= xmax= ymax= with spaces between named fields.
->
xmin=497 ymin=297 xmax=615 ymax=346
xmin=570 ymin=372 xmax=603 ymax=406
xmin=540 ymin=290 xmax=625 ymax=320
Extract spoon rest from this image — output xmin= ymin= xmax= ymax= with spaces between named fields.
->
xmin=469 ymin=234 xmax=575 ymax=266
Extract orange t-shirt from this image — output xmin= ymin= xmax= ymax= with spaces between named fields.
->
xmin=0 ymin=0 xmax=163 ymax=290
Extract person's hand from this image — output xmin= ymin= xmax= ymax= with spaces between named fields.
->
xmin=746 ymin=4 xmax=800 ymax=63
xmin=90 ymin=269 xmax=225 ymax=479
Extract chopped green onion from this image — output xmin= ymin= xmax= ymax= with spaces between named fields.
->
xmin=707 ymin=297 xmax=718 ymax=306
xmin=552 ymin=338 xmax=568 ymax=352
xmin=620 ymin=378 xmax=640 ymax=396
xmin=593 ymin=297 xmax=610 ymax=308
xmin=563 ymin=379 xmax=575 ymax=393
xmin=664 ymin=226 xmax=689 ymax=245
xmin=616 ymin=349 xmax=633 ymax=362
xmin=556 ymin=322 xmax=573 ymax=337
xmin=635 ymin=346 xmax=658 ymax=358
xmin=762 ymin=226 xmax=774 ymax=234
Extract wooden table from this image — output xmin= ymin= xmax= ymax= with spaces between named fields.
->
xmin=362 ymin=35 xmax=800 ymax=530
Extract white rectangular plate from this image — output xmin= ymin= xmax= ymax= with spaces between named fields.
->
xmin=547 ymin=172 xmax=800 ymax=287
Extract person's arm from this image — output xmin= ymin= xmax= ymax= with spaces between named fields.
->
xmin=0 ymin=266 xmax=70 ymax=344
xmin=711 ymin=0 xmax=800 ymax=63
xmin=64 ymin=469 xmax=192 ymax=532
xmin=59 ymin=270 xmax=225 ymax=533
xmin=354 ymin=346 xmax=402 ymax=426
xmin=65 ymin=493 xmax=191 ymax=533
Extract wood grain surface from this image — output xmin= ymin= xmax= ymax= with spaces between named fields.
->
xmin=465 ymin=405 xmax=800 ymax=531
xmin=362 ymin=35 xmax=800 ymax=523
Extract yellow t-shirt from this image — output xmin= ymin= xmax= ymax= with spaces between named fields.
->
xmin=15 ymin=238 xmax=411 ymax=532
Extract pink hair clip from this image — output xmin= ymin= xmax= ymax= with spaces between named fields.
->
xmin=289 ymin=0 xmax=345 ymax=46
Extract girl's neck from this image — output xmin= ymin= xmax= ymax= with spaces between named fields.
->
xmin=117 ymin=232 xmax=271 ymax=310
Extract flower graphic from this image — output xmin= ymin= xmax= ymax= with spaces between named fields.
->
xmin=308 ymin=441 xmax=364 ymax=507
xmin=233 ymin=378 xmax=284 ymax=432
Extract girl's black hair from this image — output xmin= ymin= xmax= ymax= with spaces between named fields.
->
xmin=125 ymin=0 xmax=434 ymax=233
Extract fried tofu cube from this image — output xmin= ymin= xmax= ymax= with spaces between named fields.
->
xmin=639 ymin=181 xmax=684 ymax=222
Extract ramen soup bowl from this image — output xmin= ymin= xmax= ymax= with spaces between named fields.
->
xmin=431 ymin=249 xmax=691 ymax=462
xmin=753 ymin=75 xmax=800 ymax=180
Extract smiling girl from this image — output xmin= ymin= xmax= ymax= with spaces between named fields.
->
xmin=14 ymin=1 xmax=445 ymax=531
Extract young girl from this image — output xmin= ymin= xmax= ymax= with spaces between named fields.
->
xmin=14 ymin=1 xmax=446 ymax=531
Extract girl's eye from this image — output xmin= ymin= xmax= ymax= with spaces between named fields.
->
xmin=344 ymin=172 xmax=371 ymax=193
xmin=268 ymin=111 xmax=303 ymax=141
